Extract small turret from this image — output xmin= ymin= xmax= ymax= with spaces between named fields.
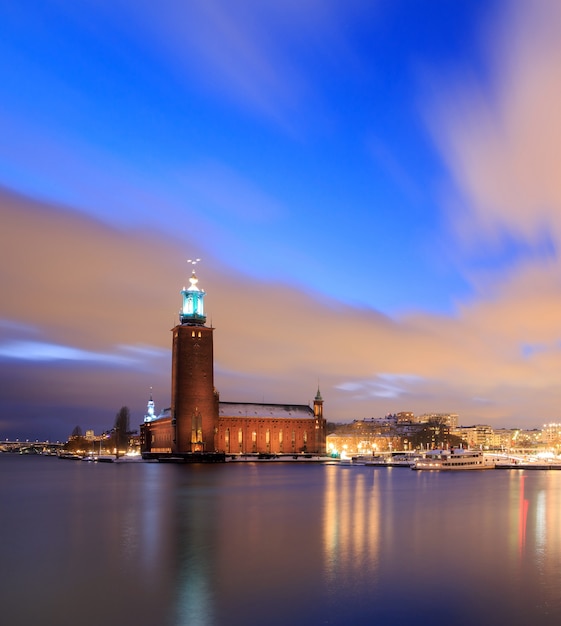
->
xmin=144 ymin=388 xmax=156 ymax=423
xmin=314 ymin=386 xmax=323 ymax=420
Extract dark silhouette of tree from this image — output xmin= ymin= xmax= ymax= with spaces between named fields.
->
xmin=113 ymin=406 xmax=131 ymax=454
xmin=408 ymin=421 xmax=465 ymax=450
xmin=65 ymin=425 xmax=85 ymax=452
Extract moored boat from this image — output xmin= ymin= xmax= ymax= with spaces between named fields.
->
xmin=495 ymin=458 xmax=561 ymax=470
xmin=411 ymin=449 xmax=496 ymax=470
xmin=363 ymin=452 xmax=423 ymax=467
xmin=386 ymin=453 xmax=424 ymax=467
xmin=57 ymin=452 xmax=82 ymax=460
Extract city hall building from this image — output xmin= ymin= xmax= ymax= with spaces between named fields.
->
xmin=140 ymin=270 xmax=326 ymax=459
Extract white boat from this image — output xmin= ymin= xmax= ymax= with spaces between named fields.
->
xmin=386 ymin=453 xmax=424 ymax=467
xmin=352 ymin=454 xmax=381 ymax=465
xmin=363 ymin=453 xmax=423 ymax=467
xmin=364 ymin=456 xmax=388 ymax=466
xmin=411 ymin=449 xmax=496 ymax=471
xmin=495 ymin=458 xmax=561 ymax=470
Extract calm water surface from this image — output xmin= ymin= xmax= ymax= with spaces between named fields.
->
xmin=1 ymin=455 xmax=561 ymax=626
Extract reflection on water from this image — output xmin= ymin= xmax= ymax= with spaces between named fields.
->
xmin=518 ymin=474 xmax=529 ymax=550
xmin=517 ymin=472 xmax=561 ymax=617
xmin=2 ymin=456 xmax=561 ymax=625
xmin=323 ymin=466 xmax=381 ymax=590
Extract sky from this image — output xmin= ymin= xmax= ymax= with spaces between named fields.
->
xmin=2 ymin=0 xmax=561 ymax=440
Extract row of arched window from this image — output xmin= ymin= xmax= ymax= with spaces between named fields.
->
xmin=223 ymin=427 xmax=307 ymax=453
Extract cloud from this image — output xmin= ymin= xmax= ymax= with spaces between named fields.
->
xmin=3 ymin=183 xmax=561 ymax=440
xmin=109 ymin=0 xmax=368 ymax=128
xmin=336 ymin=374 xmax=424 ymax=400
xmin=0 ymin=340 xmax=132 ymax=364
xmin=0 ymin=109 xmax=293 ymax=281
xmin=180 ymin=160 xmax=284 ymax=223
xmin=430 ymin=0 xmax=561 ymax=256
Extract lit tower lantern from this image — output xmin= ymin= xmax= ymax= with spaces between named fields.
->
xmin=171 ymin=261 xmax=218 ymax=454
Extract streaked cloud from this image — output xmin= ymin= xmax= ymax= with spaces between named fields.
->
xmin=431 ymin=0 xmax=561 ymax=257
xmin=0 ymin=339 xmax=168 ymax=366
xmin=111 ymin=0 xmax=368 ymax=127
xmin=3 ymin=183 xmax=561 ymax=439
xmin=180 ymin=160 xmax=284 ymax=223
xmin=336 ymin=374 xmax=424 ymax=400
xmin=0 ymin=340 xmax=132 ymax=364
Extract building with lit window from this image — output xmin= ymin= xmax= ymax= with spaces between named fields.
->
xmin=140 ymin=270 xmax=326 ymax=459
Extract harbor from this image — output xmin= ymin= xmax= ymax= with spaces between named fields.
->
xmin=346 ymin=449 xmax=561 ymax=471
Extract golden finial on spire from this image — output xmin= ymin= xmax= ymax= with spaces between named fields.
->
xmin=186 ymin=258 xmax=201 ymax=289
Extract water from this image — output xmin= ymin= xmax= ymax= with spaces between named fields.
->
xmin=1 ymin=455 xmax=561 ymax=626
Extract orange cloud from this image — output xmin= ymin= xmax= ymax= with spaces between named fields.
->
xmin=4 ymin=184 xmax=561 ymax=436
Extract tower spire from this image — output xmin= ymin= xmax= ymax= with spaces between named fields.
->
xmin=314 ymin=385 xmax=323 ymax=420
xmin=144 ymin=387 xmax=156 ymax=423
xmin=315 ymin=385 xmax=322 ymax=402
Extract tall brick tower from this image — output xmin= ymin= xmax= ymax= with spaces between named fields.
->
xmin=171 ymin=267 xmax=218 ymax=454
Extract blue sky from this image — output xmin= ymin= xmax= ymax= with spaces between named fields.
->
xmin=2 ymin=0 xmax=561 ymax=440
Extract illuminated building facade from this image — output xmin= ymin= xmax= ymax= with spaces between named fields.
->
xmin=140 ymin=270 xmax=326 ymax=458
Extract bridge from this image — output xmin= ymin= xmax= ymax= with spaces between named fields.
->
xmin=1 ymin=440 xmax=65 ymax=454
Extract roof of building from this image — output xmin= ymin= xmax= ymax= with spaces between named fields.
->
xmin=219 ymin=402 xmax=313 ymax=419
xmin=146 ymin=402 xmax=315 ymax=424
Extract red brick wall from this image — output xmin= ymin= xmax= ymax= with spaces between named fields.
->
xmin=217 ymin=417 xmax=320 ymax=454
xmin=141 ymin=417 xmax=173 ymax=453
xmin=142 ymin=415 xmax=326 ymax=455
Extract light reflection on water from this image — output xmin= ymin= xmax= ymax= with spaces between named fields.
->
xmin=2 ymin=456 xmax=561 ymax=625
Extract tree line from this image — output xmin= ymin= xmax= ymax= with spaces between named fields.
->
xmin=65 ymin=406 xmax=136 ymax=453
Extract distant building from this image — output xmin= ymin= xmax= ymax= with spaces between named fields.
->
xmin=418 ymin=413 xmax=459 ymax=429
xmin=396 ymin=412 xmax=415 ymax=423
xmin=456 ymin=424 xmax=497 ymax=449
xmin=140 ymin=269 xmax=326 ymax=457
xmin=541 ymin=423 xmax=561 ymax=448
xmin=326 ymin=432 xmax=401 ymax=457
xmin=327 ymin=412 xmax=464 ymax=454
